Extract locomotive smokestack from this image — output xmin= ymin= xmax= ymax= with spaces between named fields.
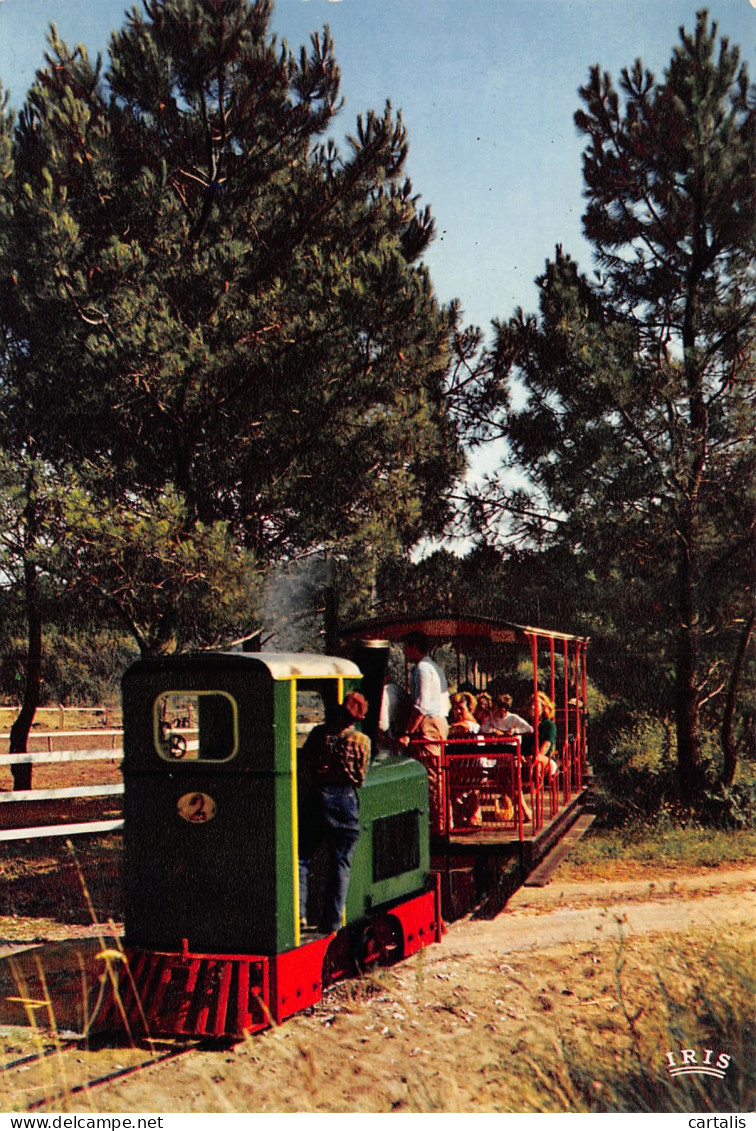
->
xmin=352 ymin=638 xmax=390 ymax=748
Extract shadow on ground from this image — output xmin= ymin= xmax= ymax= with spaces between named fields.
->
xmin=0 ymin=836 xmax=123 ymax=924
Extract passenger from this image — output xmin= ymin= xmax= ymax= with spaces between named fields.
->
xmin=448 ymin=691 xmax=480 ymax=737
xmin=298 ymin=691 xmax=371 ymax=935
xmin=466 ymin=687 xmax=520 ymax=814
xmin=377 ymin=680 xmax=409 ymax=756
xmin=523 ymin=691 xmax=559 ymax=778
xmin=477 ymin=693 xmax=533 ymax=813
xmin=474 ymin=691 xmax=496 ymax=733
xmin=491 ymin=693 xmax=533 ymax=736
xmin=397 ymin=632 xmax=450 ymax=816
xmin=447 ymin=692 xmax=482 ymax=825
xmin=452 ymin=791 xmax=483 ymax=828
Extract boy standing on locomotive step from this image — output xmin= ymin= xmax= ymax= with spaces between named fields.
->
xmin=298 ymin=691 xmax=371 ymax=935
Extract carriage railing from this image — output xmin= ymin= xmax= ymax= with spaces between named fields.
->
xmin=555 ymin=708 xmax=588 ymax=794
xmin=406 ymin=730 xmax=582 ymax=839
xmin=407 ymin=734 xmax=543 ymax=838
xmin=563 ymin=733 xmax=585 ymax=795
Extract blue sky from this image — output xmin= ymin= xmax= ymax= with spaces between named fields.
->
xmin=0 ymin=0 xmax=753 ymax=335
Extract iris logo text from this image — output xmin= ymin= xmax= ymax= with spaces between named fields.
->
xmin=665 ymin=1048 xmax=731 ymax=1079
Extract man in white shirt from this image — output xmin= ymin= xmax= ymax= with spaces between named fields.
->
xmin=398 ymin=632 xmax=449 ymax=819
xmin=376 ymin=680 xmax=408 ymax=756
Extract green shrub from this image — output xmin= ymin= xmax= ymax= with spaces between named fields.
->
xmin=700 ymin=781 xmax=756 ymax=830
xmin=590 ymin=715 xmax=677 ymax=826
xmin=589 ymin=712 xmax=756 ymax=830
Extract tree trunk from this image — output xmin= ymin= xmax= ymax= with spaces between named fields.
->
xmin=674 ymin=534 xmax=703 ymax=804
xmin=9 ymin=556 xmax=43 ymax=791
xmin=720 ymin=609 xmax=755 ymax=788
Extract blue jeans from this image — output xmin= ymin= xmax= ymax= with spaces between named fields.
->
xmin=299 ymin=784 xmax=361 ymax=933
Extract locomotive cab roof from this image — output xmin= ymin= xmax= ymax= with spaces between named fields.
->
xmin=124 ymin=650 xmax=363 ymax=682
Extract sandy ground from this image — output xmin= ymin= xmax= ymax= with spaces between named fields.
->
xmin=1 ymin=865 xmax=753 ymax=1115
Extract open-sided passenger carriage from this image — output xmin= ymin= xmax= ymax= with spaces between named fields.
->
xmin=341 ymin=615 xmax=590 ymax=916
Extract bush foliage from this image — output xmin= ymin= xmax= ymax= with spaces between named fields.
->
xmin=589 ymin=706 xmax=756 ymax=830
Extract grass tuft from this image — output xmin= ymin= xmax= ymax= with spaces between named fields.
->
xmin=559 ymin=823 xmax=756 ymax=880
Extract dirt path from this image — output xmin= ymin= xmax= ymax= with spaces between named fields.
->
xmin=446 ymin=865 xmax=756 ymax=955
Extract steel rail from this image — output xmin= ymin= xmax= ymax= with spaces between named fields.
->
xmin=21 ymin=1041 xmax=202 ymax=1111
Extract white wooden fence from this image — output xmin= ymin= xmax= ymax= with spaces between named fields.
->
xmin=1 ymin=724 xmax=314 ymax=842
xmin=0 ymin=732 xmax=124 ymax=842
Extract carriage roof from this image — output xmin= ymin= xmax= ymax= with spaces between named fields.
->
xmin=340 ymin=613 xmax=589 ymax=649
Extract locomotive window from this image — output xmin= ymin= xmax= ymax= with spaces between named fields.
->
xmin=154 ymin=691 xmax=238 ymax=762
xmin=296 ymin=688 xmax=326 ymax=748
xmin=373 ymin=811 xmax=420 ymax=881
xmin=295 ymin=681 xmax=345 ymax=747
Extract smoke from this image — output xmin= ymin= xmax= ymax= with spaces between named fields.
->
xmin=260 ymin=556 xmax=334 ymax=653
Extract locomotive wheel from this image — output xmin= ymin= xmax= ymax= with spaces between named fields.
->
xmin=321 ymin=932 xmax=351 ymax=988
xmin=355 ymin=917 xmax=401 ymax=973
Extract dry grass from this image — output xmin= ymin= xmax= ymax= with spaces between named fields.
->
xmin=2 ymin=921 xmax=751 ymax=1113
xmin=0 ymin=828 xmax=753 ymax=1112
xmin=555 ymin=825 xmax=756 ymax=881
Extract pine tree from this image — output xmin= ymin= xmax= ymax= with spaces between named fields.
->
xmin=0 ymin=1 xmax=464 ymax=782
xmin=1 ymin=0 xmax=461 ymax=567
xmin=466 ymin=12 xmax=755 ymax=801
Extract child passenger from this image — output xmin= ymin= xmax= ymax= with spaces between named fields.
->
xmin=491 ymin=693 xmax=533 ymax=735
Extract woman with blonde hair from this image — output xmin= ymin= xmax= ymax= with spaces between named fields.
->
xmin=448 ymin=691 xmax=480 ymax=737
xmin=524 ymin=691 xmax=558 ymax=777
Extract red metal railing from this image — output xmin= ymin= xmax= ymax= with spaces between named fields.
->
xmin=408 ymin=734 xmax=538 ymax=838
xmin=406 ymin=729 xmax=584 ymax=839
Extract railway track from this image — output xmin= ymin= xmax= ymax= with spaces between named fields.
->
xmin=0 ymin=931 xmax=234 ymax=1112
xmin=1 ymin=1034 xmax=202 ymax=1111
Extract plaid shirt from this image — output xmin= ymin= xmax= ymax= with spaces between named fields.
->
xmin=304 ymin=723 xmax=371 ymax=789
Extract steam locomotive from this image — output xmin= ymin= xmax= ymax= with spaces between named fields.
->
xmin=97 ymin=645 xmax=442 ymax=1040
